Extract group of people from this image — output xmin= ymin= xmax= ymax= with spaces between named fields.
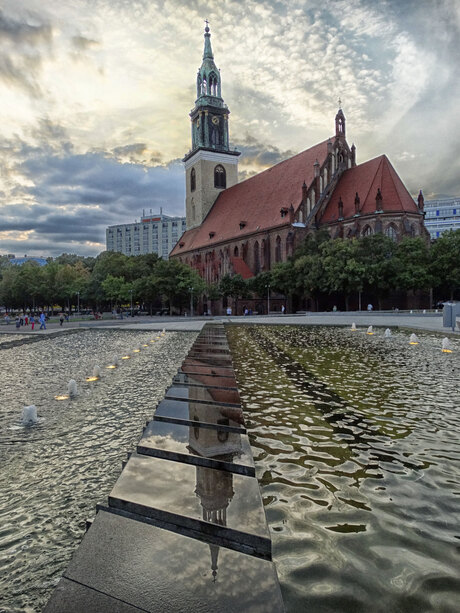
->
xmin=4 ymin=312 xmax=48 ymax=330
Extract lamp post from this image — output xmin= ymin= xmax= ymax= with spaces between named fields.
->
xmin=129 ymin=289 xmax=133 ymax=318
xmin=76 ymin=291 xmax=80 ymax=315
xmin=266 ymin=284 xmax=270 ymax=315
xmin=189 ymin=287 xmax=194 ymax=317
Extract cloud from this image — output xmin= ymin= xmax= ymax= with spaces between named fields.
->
xmin=1 ymin=0 xmax=460 ymax=257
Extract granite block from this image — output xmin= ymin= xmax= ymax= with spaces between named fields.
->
xmin=173 ymin=372 xmax=238 ymax=389
xmin=108 ymin=453 xmax=270 ymax=556
xmin=61 ymin=510 xmax=284 ymax=612
xmin=44 ymin=577 xmax=143 ymax=612
xmin=154 ymin=398 xmax=245 ymax=431
xmin=137 ymin=419 xmax=255 ymax=476
xmin=165 ymin=384 xmax=240 ymax=407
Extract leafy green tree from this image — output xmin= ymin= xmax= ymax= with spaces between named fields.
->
xmin=430 ymin=230 xmax=460 ymax=300
xmin=320 ymin=239 xmax=366 ymax=310
xmin=356 ymin=234 xmax=397 ymax=309
xmin=219 ymin=274 xmax=250 ymax=302
xmin=154 ymin=260 xmax=206 ymax=314
xmin=394 ymin=237 xmax=432 ymax=293
xmin=101 ymin=275 xmax=132 ymax=307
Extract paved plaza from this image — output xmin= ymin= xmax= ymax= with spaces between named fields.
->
xmin=1 ymin=311 xmax=458 ymax=336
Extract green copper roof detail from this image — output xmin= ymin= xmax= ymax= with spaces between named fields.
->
xmin=203 ymin=23 xmax=214 ymax=59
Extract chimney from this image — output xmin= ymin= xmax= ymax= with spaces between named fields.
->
xmin=351 ymin=143 xmax=356 ymax=167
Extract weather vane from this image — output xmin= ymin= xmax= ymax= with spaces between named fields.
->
xmin=205 ymin=19 xmax=209 ymax=28
xmin=338 ymin=97 xmax=342 ymax=108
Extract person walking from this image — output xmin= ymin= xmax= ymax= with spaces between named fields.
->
xmin=59 ymin=313 xmax=64 ymax=326
xmin=39 ymin=312 xmax=46 ymax=330
xmin=30 ymin=314 xmax=35 ymax=331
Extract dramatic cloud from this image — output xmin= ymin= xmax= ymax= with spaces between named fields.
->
xmin=0 ymin=0 xmax=459 ymax=257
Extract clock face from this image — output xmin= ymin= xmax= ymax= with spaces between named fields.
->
xmin=212 ymin=116 xmax=219 ymax=125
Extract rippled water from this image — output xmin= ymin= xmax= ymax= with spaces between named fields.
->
xmin=228 ymin=325 xmax=460 ymax=613
xmin=0 ymin=329 xmax=196 ymax=612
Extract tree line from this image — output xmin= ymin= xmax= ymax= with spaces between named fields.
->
xmin=1 ymin=229 xmax=459 ymax=313
xmin=218 ymin=230 xmax=460 ymax=311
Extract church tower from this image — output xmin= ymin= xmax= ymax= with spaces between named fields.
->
xmin=183 ymin=24 xmax=240 ymax=230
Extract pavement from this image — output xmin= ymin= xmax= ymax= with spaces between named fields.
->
xmin=1 ymin=311 xmax=459 ymax=336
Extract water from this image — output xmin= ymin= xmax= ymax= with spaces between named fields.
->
xmin=0 ymin=329 xmax=196 ymax=612
xmin=228 ymin=325 xmax=460 ymax=613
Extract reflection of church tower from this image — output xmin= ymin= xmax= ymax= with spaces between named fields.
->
xmin=195 ymin=465 xmax=234 ymax=581
xmin=183 ymin=24 xmax=240 ymax=230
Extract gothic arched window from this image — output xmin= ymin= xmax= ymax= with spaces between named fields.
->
xmin=275 ymin=236 xmax=281 ymax=262
xmin=214 ymin=165 xmax=226 ymax=189
xmin=234 ymin=246 xmax=239 ymax=257
xmin=254 ymin=241 xmax=260 ymax=274
xmin=190 ymin=168 xmax=196 ymax=192
xmin=362 ymin=225 xmax=373 ymax=237
xmin=385 ymin=225 xmax=398 ymax=241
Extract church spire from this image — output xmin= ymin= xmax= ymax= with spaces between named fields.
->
xmin=196 ymin=23 xmax=221 ymax=100
xmin=203 ymin=21 xmax=213 ymax=60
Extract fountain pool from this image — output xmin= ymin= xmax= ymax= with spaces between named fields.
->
xmin=228 ymin=325 xmax=460 ymax=613
xmin=0 ymin=329 xmax=196 ymax=612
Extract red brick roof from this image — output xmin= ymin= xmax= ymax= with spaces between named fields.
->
xmin=322 ymin=154 xmax=419 ymax=222
xmin=171 ymin=139 xmax=329 ymax=255
xmin=231 ymin=256 xmax=253 ymax=279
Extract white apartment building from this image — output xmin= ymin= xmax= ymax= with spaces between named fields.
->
xmin=106 ymin=210 xmax=186 ymax=259
xmin=423 ymin=197 xmax=460 ymax=239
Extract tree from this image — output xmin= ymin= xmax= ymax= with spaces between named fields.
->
xmin=154 ymin=260 xmax=206 ymax=314
xmin=101 ymin=275 xmax=132 ymax=307
xmin=219 ymin=274 xmax=250 ymax=303
xmin=357 ymin=234 xmax=397 ymax=309
xmin=320 ymin=239 xmax=366 ymax=310
xmin=394 ymin=237 xmax=432 ymax=293
xmin=430 ymin=230 xmax=460 ymax=300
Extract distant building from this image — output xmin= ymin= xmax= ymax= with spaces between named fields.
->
xmin=7 ymin=255 xmax=48 ymax=266
xmin=423 ymin=197 xmax=460 ymax=239
xmin=106 ymin=210 xmax=186 ymax=259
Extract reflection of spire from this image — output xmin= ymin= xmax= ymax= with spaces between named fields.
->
xmin=209 ymin=543 xmax=219 ymax=582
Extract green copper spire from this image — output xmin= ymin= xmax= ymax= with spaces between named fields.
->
xmin=203 ymin=20 xmax=213 ymax=60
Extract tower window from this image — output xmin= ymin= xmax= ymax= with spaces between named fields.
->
xmin=190 ymin=168 xmax=196 ymax=192
xmin=214 ymin=165 xmax=226 ymax=189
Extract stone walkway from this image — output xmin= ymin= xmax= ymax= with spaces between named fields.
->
xmin=1 ymin=312 xmax=458 ymax=336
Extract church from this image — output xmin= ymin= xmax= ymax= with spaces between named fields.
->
xmin=170 ymin=25 xmax=427 ymax=305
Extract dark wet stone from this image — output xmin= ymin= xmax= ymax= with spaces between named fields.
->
xmin=108 ymin=454 xmax=270 ymax=556
xmin=59 ymin=510 xmax=283 ymax=612
xmin=44 ymin=577 xmax=143 ymax=612
xmin=137 ymin=419 xmax=255 ymax=476
xmin=173 ymin=372 xmax=238 ymax=389
xmin=182 ymin=358 xmax=235 ymax=374
xmin=165 ymin=384 xmax=240 ymax=407
xmin=154 ymin=398 xmax=245 ymax=431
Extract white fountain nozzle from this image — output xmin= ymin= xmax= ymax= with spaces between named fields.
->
xmin=384 ymin=328 xmax=392 ymax=338
xmin=351 ymin=322 xmax=357 ymax=331
xmin=367 ymin=325 xmax=373 ymax=334
xmin=409 ymin=333 xmax=419 ymax=344
xmin=68 ymin=379 xmax=78 ymax=397
xmin=442 ymin=338 xmax=452 ymax=352
xmin=22 ymin=405 xmax=37 ymax=425
xmin=113 ymin=355 xmax=119 ymax=366
xmin=93 ymin=365 xmax=101 ymax=377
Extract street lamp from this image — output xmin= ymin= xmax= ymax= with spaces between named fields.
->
xmin=189 ymin=287 xmax=194 ymax=317
xmin=265 ymin=284 xmax=270 ymax=315
xmin=129 ymin=289 xmax=133 ymax=317
xmin=76 ymin=291 xmax=80 ymax=315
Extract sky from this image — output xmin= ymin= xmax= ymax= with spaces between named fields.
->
xmin=1 ymin=0 xmax=459 ymax=257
